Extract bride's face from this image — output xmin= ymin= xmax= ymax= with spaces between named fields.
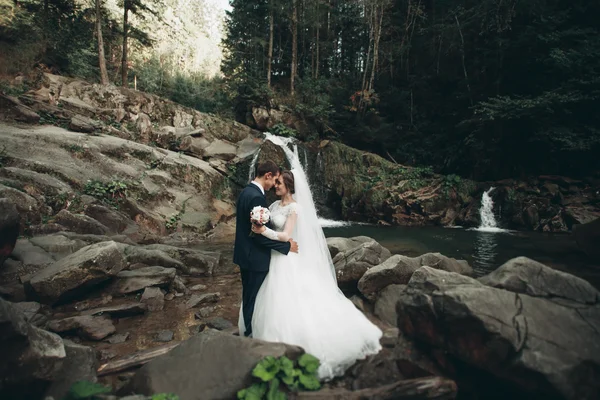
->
xmin=274 ymin=177 xmax=288 ymax=197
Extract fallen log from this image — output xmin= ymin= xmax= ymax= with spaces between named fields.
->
xmin=293 ymin=376 xmax=457 ymax=400
xmin=97 ymin=342 xmax=180 ymax=377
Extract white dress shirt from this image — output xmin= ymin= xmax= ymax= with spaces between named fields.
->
xmin=251 ymin=181 xmax=265 ymax=195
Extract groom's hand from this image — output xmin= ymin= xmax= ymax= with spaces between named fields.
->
xmin=289 ymin=239 xmax=299 ymax=253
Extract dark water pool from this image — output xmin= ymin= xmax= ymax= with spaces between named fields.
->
xmin=323 ymin=224 xmax=600 ymax=287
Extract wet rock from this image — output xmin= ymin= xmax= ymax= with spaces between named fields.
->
xmin=47 ymin=315 xmax=116 ymax=341
xmin=190 ymin=284 xmax=207 ymax=291
xmin=29 ymin=241 xmax=126 ymax=304
xmin=110 ymin=266 xmax=176 ymax=295
xmin=358 ymin=253 xmax=472 ymax=300
xmin=186 ymin=292 xmax=220 ymax=309
xmin=141 ymin=287 xmax=165 ymax=311
xmin=170 ymin=275 xmax=187 ymax=294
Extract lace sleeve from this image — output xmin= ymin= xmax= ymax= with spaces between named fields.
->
xmin=261 ymin=203 xmax=299 ymax=242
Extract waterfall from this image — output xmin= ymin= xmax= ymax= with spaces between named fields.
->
xmin=264 ymin=133 xmax=350 ymax=227
xmin=474 ymin=187 xmax=507 ymax=233
xmin=248 ymin=149 xmax=261 ymax=182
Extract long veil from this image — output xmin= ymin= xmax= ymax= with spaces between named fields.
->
xmin=265 ymin=134 xmax=341 ymax=292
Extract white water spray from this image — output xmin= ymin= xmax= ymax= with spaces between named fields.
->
xmin=474 ymin=187 xmax=507 ymax=233
xmin=248 ymin=149 xmax=261 ymax=182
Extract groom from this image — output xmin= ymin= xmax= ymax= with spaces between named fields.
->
xmin=234 ymin=160 xmax=299 ymax=337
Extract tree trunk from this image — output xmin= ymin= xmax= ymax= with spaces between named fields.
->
xmin=455 ymin=15 xmax=473 ymax=105
xmin=369 ymin=4 xmax=384 ymax=91
xmin=291 ymin=0 xmax=298 ymax=95
xmin=121 ymin=3 xmax=129 ymax=87
xmin=315 ymin=0 xmax=320 ymax=79
xmin=267 ymin=5 xmax=274 ymax=88
xmin=96 ymin=0 xmax=109 ymax=85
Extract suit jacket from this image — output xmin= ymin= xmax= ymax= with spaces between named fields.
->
xmin=233 ymin=183 xmax=291 ymax=271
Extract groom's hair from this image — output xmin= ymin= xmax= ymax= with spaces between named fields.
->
xmin=256 ymin=160 xmax=281 ymax=177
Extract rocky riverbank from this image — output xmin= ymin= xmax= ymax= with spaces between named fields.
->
xmin=1 ymin=233 xmax=598 ymax=400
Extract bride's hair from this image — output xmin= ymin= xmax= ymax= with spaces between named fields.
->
xmin=281 ymin=170 xmax=295 ymax=194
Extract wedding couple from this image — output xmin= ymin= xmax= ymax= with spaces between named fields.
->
xmin=233 ymin=160 xmax=382 ymax=380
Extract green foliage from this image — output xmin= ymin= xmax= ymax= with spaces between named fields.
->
xmin=83 ymin=179 xmax=128 ymax=207
xmin=269 ymin=124 xmax=297 ymax=138
xmin=237 ymin=354 xmax=321 ymax=400
xmin=62 ymin=381 xmax=110 ymax=400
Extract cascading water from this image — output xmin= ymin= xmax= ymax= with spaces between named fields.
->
xmin=264 ymin=133 xmax=350 ymax=227
xmin=248 ymin=149 xmax=261 ymax=182
xmin=474 ymin=187 xmax=507 ymax=233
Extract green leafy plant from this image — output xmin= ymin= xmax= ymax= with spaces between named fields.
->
xmin=270 ymin=123 xmax=297 ymax=138
xmin=237 ymin=354 xmax=321 ymax=400
xmin=83 ymin=179 xmax=128 ymax=207
xmin=62 ymin=381 xmax=111 ymax=400
xmin=151 ymin=394 xmax=180 ymax=400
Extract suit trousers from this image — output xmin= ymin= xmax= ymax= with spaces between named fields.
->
xmin=240 ymin=268 xmax=268 ymax=337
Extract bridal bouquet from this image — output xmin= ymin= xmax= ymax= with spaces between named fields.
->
xmin=250 ymin=206 xmax=270 ymax=236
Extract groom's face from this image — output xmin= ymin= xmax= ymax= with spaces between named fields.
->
xmin=264 ymin=171 xmax=280 ymax=191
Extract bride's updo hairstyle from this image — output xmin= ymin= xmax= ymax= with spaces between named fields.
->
xmin=281 ymin=170 xmax=295 ymax=194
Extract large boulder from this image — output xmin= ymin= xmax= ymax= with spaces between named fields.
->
xmin=0 ymin=198 xmax=19 ymax=268
xmin=29 ymin=241 xmax=126 ymax=304
xmin=373 ymin=284 xmax=406 ymax=327
xmin=110 ymin=266 xmax=176 ymax=295
xmin=333 ymin=240 xmax=391 ymax=292
xmin=479 ymin=256 xmax=599 ymax=305
xmin=54 ymin=209 xmax=110 ymax=236
xmin=44 ymin=340 xmax=97 ymax=400
xmin=396 ymin=265 xmax=600 ymax=400
xmin=358 ymin=253 xmax=473 ymax=300
xmin=573 ymin=217 xmax=600 ymax=262
xmin=0 ymin=298 xmax=66 ymax=399
xmin=47 ymin=315 xmax=116 ymax=340
xmin=124 ymin=329 xmax=303 ymax=400
xmin=326 ymin=236 xmax=375 ymax=258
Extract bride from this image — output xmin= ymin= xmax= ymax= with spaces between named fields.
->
xmin=239 ymin=168 xmax=382 ymax=380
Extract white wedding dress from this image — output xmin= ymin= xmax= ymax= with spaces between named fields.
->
xmin=238 ymin=200 xmax=383 ymax=380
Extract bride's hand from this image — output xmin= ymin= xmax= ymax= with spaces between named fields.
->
xmin=252 ymin=224 xmax=266 ymax=234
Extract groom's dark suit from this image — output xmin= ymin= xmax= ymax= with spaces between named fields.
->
xmin=234 ymin=183 xmax=291 ymax=337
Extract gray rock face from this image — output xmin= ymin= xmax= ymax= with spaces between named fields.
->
xmin=0 ymin=298 xmax=66 ymax=398
xmin=84 ymin=204 xmax=131 ymax=234
xmin=141 ymin=287 xmax=165 ymax=311
xmin=29 ymin=241 xmax=126 ymax=304
xmin=29 ymin=234 xmax=87 ymax=258
xmin=121 ymin=245 xmax=185 ymax=272
xmin=396 ymin=265 xmax=600 ymax=400
xmin=44 ymin=340 xmax=97 ymax=400
xmin=47 ymin=315 xmax=116 ymax=340
xmin=125 ymin=329 xmax=303 ymax=400
xmin=54 ymin=209 xmax=110 ymax=235
xmin=110 ymin=266 xmax=176 ymax=295
xmin=332 ymin=240 xmax=392 ymax=291
xmin=373 ymin=284 xmax=407 ymax=327
xmin=358 ymin=252 xmax=473 ymax=300
xmin=479 ymin=256 xmax=599 ymax=305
